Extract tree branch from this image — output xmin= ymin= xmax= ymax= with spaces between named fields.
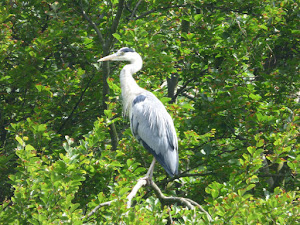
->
xmin=127 ymin=177 xmax=148 ymax=208
xmin=82 ymin=199 xmax=116 ymax=220
xmin=172 ymin=77 xmax=196 ymax=102
xmin=172 ymin=69 xmax=207 ymax=102
xmin=84 ymin=175 xmax=213 ymax=222
xmin=130 ymin=0 xmax=143 ymax=20
xmin=151 ymin=180 xmax=213 ymax=222
xmin=57 ymin=72 xmax=95 ymax=133
xmin=81 ymin=9 xmax=105 ymax=46
xmin=127 ymin=177 xmax=213 ymax=222
xmin=150 ymin=180 xmax=194 ymax=209
xmin=110 ymin=0 xmax=125 ymax=37
xmin=79 ymin=1 xmax=124 ymax=150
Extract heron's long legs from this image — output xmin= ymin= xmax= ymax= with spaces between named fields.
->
xmin=146 ymin=157 xmax=156 ymax=180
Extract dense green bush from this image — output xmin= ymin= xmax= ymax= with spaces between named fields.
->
xmin=1 ymin=0 xmax=299 ymax=224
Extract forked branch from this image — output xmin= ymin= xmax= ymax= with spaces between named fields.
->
xmin=84 ymin=177 xmax=213 ymax=222
xmin=150 ymin=180 xmax=213 ymax=222
xmin=127 ymin=177 xmax=213 ymax=222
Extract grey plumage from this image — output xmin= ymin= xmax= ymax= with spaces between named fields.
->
xmin=131 ymin=92 xmax=178 ymax=176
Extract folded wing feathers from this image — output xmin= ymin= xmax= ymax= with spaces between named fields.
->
xmin=130 ymin=92 xmax=178 ymax=176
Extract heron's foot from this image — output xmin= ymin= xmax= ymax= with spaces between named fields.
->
xmin=138 ymin=175 xmax=153 ymax=186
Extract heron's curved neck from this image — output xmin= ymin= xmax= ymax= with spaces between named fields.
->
xmin=120 ymin=57 xmax=143 ymax=116
xmin=124 ymin=56 xmax=143 ymax=74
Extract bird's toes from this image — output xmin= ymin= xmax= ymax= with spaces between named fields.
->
xmin=145 ymin=176 xmax=153 ymax=186
xmin=138 ymin=176 xmax=153 ymax=186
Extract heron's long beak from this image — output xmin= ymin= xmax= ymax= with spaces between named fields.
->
xmin=97 ymin=53 xmax=117 ymax=62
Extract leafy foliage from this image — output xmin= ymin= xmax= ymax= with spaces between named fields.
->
xmin=0 ymin=0 xmax=299 ymax=224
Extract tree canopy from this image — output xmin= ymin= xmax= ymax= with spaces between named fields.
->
xmin=0 ymin=0 xmax=299 ymax=224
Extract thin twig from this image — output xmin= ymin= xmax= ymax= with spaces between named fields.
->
xmin=82 ymin=199 xmax=116 ymax=220
xmin=81 ymin=9 xmax=105 ymax=46
xmin=172 ymin=69 xmax=207 ymax=102
xmin=130 ymin=0 xmax=143 ymax=20
xmin=184 ymin=198 xmax=213 ymax=222
xmin=172 ymin=77 xmax=195 ymax=100
xmin=57 ymin=72 xmax=95 ymax=133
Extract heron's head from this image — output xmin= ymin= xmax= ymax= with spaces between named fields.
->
xmin=98 ymin=47 xmax=141 ymax=63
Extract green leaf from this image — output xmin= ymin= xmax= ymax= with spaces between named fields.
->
xmin=256 ymin=139 xmax=264 ymax=147
xmin=113 ymin=33 xmax=121 ymax=40
xmin=249 ymin=93 xmax=262 ymax=101
xmin=15 ymin=135 xmax=25 ymax=147
xmin=247 ymin=146 xmax=256 ymax=155
xmin=194 ymin=14 xmax=203 ymax=22
xmin=259 ymin=24 xmax=268 ymax=30
xmin=25 ymin=144 xmax=35 ymax=151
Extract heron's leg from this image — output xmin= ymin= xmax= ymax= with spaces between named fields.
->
xmin=146 ymin=157 xmax=156 ymax=180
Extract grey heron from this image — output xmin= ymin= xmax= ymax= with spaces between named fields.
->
xmin=98 ymin=47 xmax=179 ymax=179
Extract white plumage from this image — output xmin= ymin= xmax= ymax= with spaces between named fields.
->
xmin=98 ymin=47 xmax=178 ymax=177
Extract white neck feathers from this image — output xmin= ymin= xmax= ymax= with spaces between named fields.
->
xmin=119 ymin=57 xmax=144 ymax=116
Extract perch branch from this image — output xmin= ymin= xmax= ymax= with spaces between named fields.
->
xmin=127 ymin=177 xmax=148 ymax=208
xmin=150 ymin=180 xmax=213 ymax=221
xmin=126 ymin=177 xmax=213 ymax=222
xmin=84 ymin=177 xmax=213 ymax=222
xmin=150 ymin=180 xmax=194 ymax=209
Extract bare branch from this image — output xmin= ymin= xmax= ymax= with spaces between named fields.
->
xmin=181 ymin=91 xmax=196 ymax=100
xmin=111 ymin=0 xmax=125 ymax=36
xmin=84 ymin=175 xmax=213 ymax=222
xmin=150 ymin=180 xmax=194 ymax=209
xmin=150 ymin=180 xmax=213 ymax=222
xmin=57 ymin=72 xmax=95 ymax=133
xmin=172 ymin=69 xmax=207 ymax=102
xmin=81 ymin=10 xmax=105 ymax=46
xmin=82 ymin=199 xmax=116 ymax=220
xmin=130 ymin=0 xmax=143 ymax=20
xmin=172 ymin=77 xmax=196 ymax=102
xmin=184 ymin=198 xmax=213 ymax=222
xmin=126 ymin=176 xmax=213 ymax=222
xmin=127 ymin=177 xmax=147 ymax=208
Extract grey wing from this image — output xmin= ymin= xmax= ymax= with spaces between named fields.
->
xmin=130 ymin=92 xmax=178 ymax=177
